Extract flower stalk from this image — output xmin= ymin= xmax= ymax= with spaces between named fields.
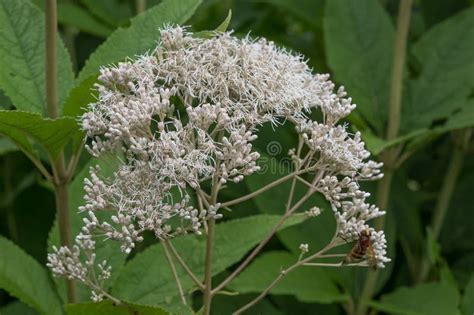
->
xmin=233 ymin=239 xmax=341 ymax=314
xmin=162 ymin=241 xmax=187 ymax=305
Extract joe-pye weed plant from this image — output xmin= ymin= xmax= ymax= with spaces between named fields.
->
xmin=47 ymin=26 xmax=390 ymax=314
xmin=1 ymin=0 xmax=474 ymax=314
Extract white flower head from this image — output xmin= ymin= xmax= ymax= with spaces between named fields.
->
xmin=50 ymin=26 xmax=390 ymax=301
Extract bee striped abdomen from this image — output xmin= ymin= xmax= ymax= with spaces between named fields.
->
xmin=342 ymin=230 xmax=372 ymax=265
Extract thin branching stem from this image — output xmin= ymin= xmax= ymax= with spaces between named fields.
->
xmin=303 ymin=262 xmax=343 ymax=267
xmin=233 ymin=240 xmax=340 ymax=314
xmin=162 ymin=241 xmax=187 ymax=305
xmin=212 ymin=168 xmax=324 ymax=294
xmin=24 ymin=151 xmax=53 ymax=182
xmin=165 ymin=240 xmax=205 ymax=290
xmin=221 ymin=166 xmax=316 ymax=208
xmin=286 ymin=136 xmax=305 ymax=211
xmin=202 ymin=157 xmax=222 ymax=315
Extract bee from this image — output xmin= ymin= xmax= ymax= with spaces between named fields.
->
xmin=342 ymin=229 xmax=378 ymax=270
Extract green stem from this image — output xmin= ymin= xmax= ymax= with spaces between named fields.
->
xmin=166 ymin=240 xmax=204 ymax=289
xmin=221 ymin=166 xmax=315 ymax=207
xmin=202 ymin=219 xmax=215 ymax=315
xmin=356 ymin=0 xmax=413 ymax=314
xmin=417 ymin=129 xmax=471 ymax=282
xmin=202 ymin=167 xmax=221 ymax=315
xmin=212 ymin=169 xmax=324 ymax=295
xmin=162 ymin=241 xmax=187 ymax=305
xmin=136 ymin=0 xmax=146 ymax=14
xmin=45 ymin=0 xmax=76 ymax=303
xmin=54 ymin=180 xmax=75 ymax=302
xmin=233 ymin=240 xmax=338 ymax=314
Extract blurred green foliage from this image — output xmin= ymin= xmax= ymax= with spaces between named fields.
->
xmin=0 ymin=0 xmax=473 ymax=314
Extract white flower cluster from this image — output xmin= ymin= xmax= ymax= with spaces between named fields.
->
xmin=48 ymin=25 xmax=390 ymax=296
xmin=314 ymin=174 xmax=389 ymax=267
xmin=47 ymin=234 xmax=112 ymax=302
xmin=369 ymin=229 xmax=391 ymax=268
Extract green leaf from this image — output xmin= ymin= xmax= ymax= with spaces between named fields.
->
xmin=462 ymin=274 xmax=474 ymax=315
xmin=80 ymin=0 xmax=133 ymax=27
xmin=262 ymin=0 xmax=325 ymax=29
xmin=77 ymin=0 xmax=202 ymax=82
xmin=63 ymin=75 xmax=99 ymax=118
xmin=48 ymin=157 xmax=126 ymax=302
xmin=111 ymin=214 xmax=305 ymax=307
xmin=368 ymin=282 xmax=461 ymax=315
xmin=245 ymin=152 xmax=335 ymax=253
xmin=360 ymin=127 xmax=429 ymax=156
xmin=439 ymin=261 xmax=458 ymax=288
xmin=426 ymin=227 xmax=441 ymax=265
xmin=229 ymin=251 xmax=347 ymax=303
xmin=66 ymin=301 xmax=170 ymax=315
xmin=0 ymin=89 xmax=13 ymax=109
xmin=402 ymin=7 xmax=474 ymax=132
xmin=215 ymin=9 xmax=232 ymax=32
xmin=324 ymin=0 xmax=394 ymax=134
xmin=193 ymin=10 xmax=232 ymax=39
xmin=0 ymin=110 xmax=81 ymax=160
xmin=212 ymin=293 xmax=285 ymax=315
xmin=58 ymin=3 xmax=113 ymax=38
xmin=0 ymin=301 xmax=38 ymax=315
xmin=0 ymin=0 xmax=74 ymax=114
xmin=436 ymin=100 xmax=474 ymax=133
xmin=440 ymin=173 xmax=474 ymax=254
xmin=0 ymin=236 xmax=63 ymax=315
xmin=0 ymin=137 xmax=18 ymax=155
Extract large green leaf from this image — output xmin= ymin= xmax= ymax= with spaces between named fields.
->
xmin=245 ymin=152 xmax=335 ymax=253
xmin=77 ymin=0 xmax=202 ymax=82
xmin=0 ymin=301 xmax=38 ymax=315
xmin=262 ymin=0 xmax=324 ymax=29
xmin=0 ymin=236 xmax=63 ymax=315
xmin=0 ymin=110 xmax=81 ymax=160
xmin=0 ymin=137 xmax=18 ymax=155
xmin=58 ymin=3 xmax=113 ymax=38
xmin=212 ymin=293 xmax=285 ymax=315
xmin=48 ymin=157 xmax=126 ymax=302
xmin=63 ymin=75 xmax=99 ymax=118
xmin=402 ymin=7 xmax=474 ymax=132
xmin=80 ymin=0 xmax=133 ymax=27
xmin=462 ymin=274 xmax=474 ymax=315
xmin=229 ymin=251 xmax=347 ymax=303
xmin=66 ymin=301 xmax=169 ymax=315
xmin=436 ymin=100 xmax=474 ymax=133
xmin=0 ymin=0 xmax=74 ymax=114
xmin=369 ymin=282 xmax=461 ymax=315
xmin=324 ymin=0 xmax=394 ymax=134
xmin=111 ymin=214 xmax=305 ymax=308
xmin=440 ymin=173 xmax=474 ymax=255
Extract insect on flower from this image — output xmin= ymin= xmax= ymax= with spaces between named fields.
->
xmin=342 ymin=229 xmax=378 ymax=270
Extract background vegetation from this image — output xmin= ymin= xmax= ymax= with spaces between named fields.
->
xmin=0 ymin=0 xmax=473 ymax=314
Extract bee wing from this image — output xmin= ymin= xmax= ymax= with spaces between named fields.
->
xmin=366 ymin=243 xmax=378 ymax=270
